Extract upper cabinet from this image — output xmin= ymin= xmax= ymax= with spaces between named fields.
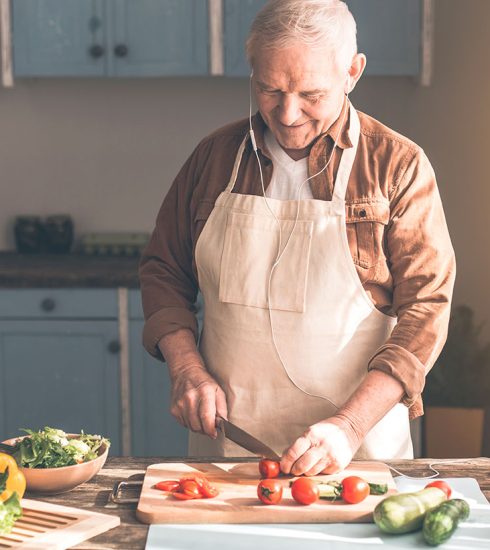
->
xmin=223 ymin=0 xmax=422 ymax=77
xmin=12 ymin=0 xmax=107 ymax=76
xmin=347 ymin=0 xmax=421 ymax=76
xmin=108 ymin=0 xmax=208 ymax=77
xmin=222 ymin=0 xmax=266 ymax=76
xmin=12 ymin=0 xmax=208 ymax=77
xmin=11 ymin=0 xmax=424 ymax=78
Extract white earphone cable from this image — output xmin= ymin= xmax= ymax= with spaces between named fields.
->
xmin=249 ymin=73 xmax=349 ymax=408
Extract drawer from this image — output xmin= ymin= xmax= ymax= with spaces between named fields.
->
xmin=0 ymin=289 xmax=119 ymax=319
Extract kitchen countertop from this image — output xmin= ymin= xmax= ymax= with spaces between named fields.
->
xmin=32 ymin=456 xmax=490 ymax=550
xmin=0 ymin=252 xmax=140 ymax=288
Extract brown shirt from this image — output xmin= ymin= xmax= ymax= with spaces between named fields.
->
xmin=139 ymin=102 xmax=456 ymax=420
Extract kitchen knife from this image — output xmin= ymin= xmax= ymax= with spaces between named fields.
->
xmin=217 ymin=416 xmax=281 ymax=461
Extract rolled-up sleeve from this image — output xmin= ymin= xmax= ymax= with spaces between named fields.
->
xmin=139 ymin=151 xmax=201 ymax=360
xmin=367 ymin=148 xmax=456 ymax=418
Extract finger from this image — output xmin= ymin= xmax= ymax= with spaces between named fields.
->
xmin=320 ymin=458 xmax=341 ymax=475
xmin=280 ymin=436 xmax=311 ymax=474
xmin=199 ymin=386 xmax=219 ymax=438
xmin=184 ymin=392 xmax=203 ymax=433
xmin=290 ymin=446 xmax=326 ymax=476
xmin=215 ymin=388 xmax=228 ymax=420
xmin=304 ymin=458 xmax=330 ymax=477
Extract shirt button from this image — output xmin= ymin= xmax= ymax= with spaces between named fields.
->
xmin=359 ymin=209 xmax=367 ymax=218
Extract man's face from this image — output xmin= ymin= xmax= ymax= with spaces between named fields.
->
xmin=252 ymin=43 xmax=347 ymax=152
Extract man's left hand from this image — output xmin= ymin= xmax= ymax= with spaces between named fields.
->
xmin=280 ymin=416 xmax=361 ymax=476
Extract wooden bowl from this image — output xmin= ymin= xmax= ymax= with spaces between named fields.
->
xmin=2 ymin=435 xmax=109 ymax=494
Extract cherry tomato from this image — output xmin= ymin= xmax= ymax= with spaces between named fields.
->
xmin=181 ymin=480 xmax=202 ymax=498
xmin=291 ymin=478 xmax=320 ymax=505
xmin=179 ymin=473 xmax=219 ymax=499
xmin=199 ymin=481 xmax=220 ymax=498
xmin=154 ymin=480 xmax=181 ymax=492
xmin=257 ymin=479 xmax=283 ymax=505
xmin=425 ymin=480 xmax=452 ymax=499
xmin=259 ymin=459 xmax=281 ymax=479
xmin=341 ymin=476 xmax=370 ymax=504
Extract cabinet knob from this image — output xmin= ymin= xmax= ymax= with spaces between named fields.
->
xmin=108 ymin=340 xmax=121 ymax=354
xmin=40 ymin=298 xmax=56 ymax=312
xmin=114 ymin=44 xmax=129 ymax=57
xmin=89 ymin=44 xmax=105 ymax=59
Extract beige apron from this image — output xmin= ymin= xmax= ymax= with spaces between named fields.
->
xmin=191 ymin=105 xmax=413 ymax=460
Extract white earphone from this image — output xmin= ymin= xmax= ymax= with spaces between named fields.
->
xmin=247 ymin=66 xmax=350 ymax=409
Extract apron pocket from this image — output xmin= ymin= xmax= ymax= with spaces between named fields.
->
xmin=219 ymin=210 xmax=313 ymax=312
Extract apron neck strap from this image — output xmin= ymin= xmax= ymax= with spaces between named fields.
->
xmin=224 ymin=134 xmax=249 ymax=194
xmin=332 ymin=103 xmax=361 ymax=205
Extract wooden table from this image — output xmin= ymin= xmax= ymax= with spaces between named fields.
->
xmin=32 ymin=456 xmax=490 ymax=550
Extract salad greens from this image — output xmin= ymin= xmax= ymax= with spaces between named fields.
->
xmin=13 ymin=427 xmax=110 ymax=469
xmin=0 ymin=493 xmax=22 ymax=535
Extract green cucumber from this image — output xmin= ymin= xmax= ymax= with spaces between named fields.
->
xmin=423 ymin=499 xmax=470 ymax=546
xmin=373 ymin=488 xmax=447 ymax=534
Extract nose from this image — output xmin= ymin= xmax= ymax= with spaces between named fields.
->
xmin=276 ymin=93 xmax=302 ymax=126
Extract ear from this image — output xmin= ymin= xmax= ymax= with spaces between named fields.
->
xmin=345 ymin=53 xmax=366 ymax=94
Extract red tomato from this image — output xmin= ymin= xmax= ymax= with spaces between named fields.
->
xmin=257 ymin=479 xmax=283 ymax=505
xmin=425 ymin=480 xmax=452 ymax=499
xmin=341 ymin=476 xmax=370 ymax=504
xmin=259 ymin=459 xmax=281 ymax=479
xmin=199 ymin=481 xmax=220 ymax=498
xmin=180 ymin=480 xmax=201 ymax=498
xmin=291 ymin=478 xmax=320 ymax=505
xmin=179 ymin=474 xmax=219 ymax=499
xmin=154 ymin=480 xmax=180 ymax=492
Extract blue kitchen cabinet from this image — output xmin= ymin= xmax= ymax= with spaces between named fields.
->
xmin=12 ymin=0 xmax=209 ymax=77
xmin=109 ymin=0 xmax=208 ymax=77
xmin=0 ymin=289 xmax=122 ymax=455
xmin=347 ymin=0 xmax=421 ymax=76
xmin=128 ymin=290 xmax=189 ymax=457
xmin=12 ymin=0 xmax=107 ymax=77
xmin=223 ymin=0 xmax=422 ymax=77
xmin=223 ymin=0 xmax=267 ymax=76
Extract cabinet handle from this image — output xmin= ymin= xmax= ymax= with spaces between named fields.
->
xmin=114 ymin=44 xmax=129 ymax=58
xmin=108 ymin=340 xmax=121 ymax=354
xmin=89 ymin=44 xmax=105 ymax=59
xmin=40 ymin=298 xmax=56 ymax=312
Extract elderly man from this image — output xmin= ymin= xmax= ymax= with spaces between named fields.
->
xmin=139 ymin=0 xmax=455 ymax=476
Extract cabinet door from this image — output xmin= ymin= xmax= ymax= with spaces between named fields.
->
xmin=346 ymin=0 xmax=421 ymax=75
xmin=223 ymin=0 xmax=266 ymax=76
xmin=12 ymin=0 xmax=107 ymax=76
xmin=109 ymin=0 xmax=208 ymax=76
xmin=0 ymin=320 xmax=121 ymax=455
xmin=130 ymin=320 xmax=188 ymax=456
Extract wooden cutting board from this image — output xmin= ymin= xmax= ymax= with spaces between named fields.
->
xmin=0 ymin=498 xmax=120 ymax=549
xmin=136 ymin=461 xmax=397 ymax=524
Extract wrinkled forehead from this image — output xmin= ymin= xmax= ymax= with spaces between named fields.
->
xmin=252 ymin=43 xmax=345 ymax=91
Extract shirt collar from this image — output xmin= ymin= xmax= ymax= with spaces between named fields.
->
xmin=249 ymin=97 xmax=353 ymax=157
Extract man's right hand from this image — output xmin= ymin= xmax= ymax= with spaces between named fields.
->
xmin=158 ymin=328 xmax=227 ymax=439
xmin=169 ymin=363 xmax=228 ymax=439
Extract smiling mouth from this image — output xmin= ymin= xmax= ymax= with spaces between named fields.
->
xmin=279 ymin=121 xmax=309 ymax=129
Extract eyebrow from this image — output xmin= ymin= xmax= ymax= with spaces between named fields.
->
xmin=256 ymin=80 xmax=327 ymax=94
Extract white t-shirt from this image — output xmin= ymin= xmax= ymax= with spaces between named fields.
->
xmin=264 ymin=128 xmax=314 ymax=200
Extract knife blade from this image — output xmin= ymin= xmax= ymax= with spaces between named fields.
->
xmin=217 ymin=416 xmax=281 ymax=461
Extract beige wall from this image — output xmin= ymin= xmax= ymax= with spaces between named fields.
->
xmin=0 ymin=0 xmax=489 ymax=333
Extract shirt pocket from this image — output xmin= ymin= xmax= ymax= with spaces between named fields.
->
xmin=346 ymin=201 xmax=390 ymax=269
xmin=219 ymin=210 xmax=313 ymax=312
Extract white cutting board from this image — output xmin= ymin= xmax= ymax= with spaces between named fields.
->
xmin=146 ymin=477 xmax=490 ymax=549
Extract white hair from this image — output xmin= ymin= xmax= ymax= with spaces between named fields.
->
xmin=246 ymin=0 xmax=357 ymax=73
